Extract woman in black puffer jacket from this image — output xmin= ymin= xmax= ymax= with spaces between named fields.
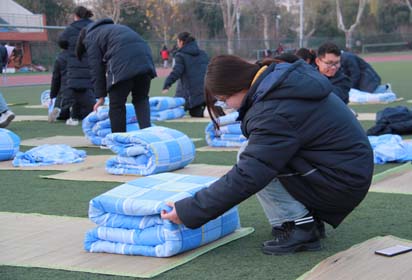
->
xmin=76 ymin=18 xmax=156 ymax=132
xmin=162 ymin=32 xmax=209 ymax=117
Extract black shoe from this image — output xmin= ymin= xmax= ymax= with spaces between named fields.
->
xmin=263 ymin=216 xmax=321 ymax=255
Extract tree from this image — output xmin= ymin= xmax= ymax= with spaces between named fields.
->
xmin=336 ymin=0 xmax=368 ymax=50
xmin=405 ymin=0 xmax=412 ymax=22
xmin=14 ymin=0 xmax=74 ymax=26
xmin=89 ymin=0 xmax=134 ymax=23
xmin=219 ymin=0 xmax=240 ymax=54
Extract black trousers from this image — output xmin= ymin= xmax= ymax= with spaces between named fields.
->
xmin=71 ymin=88 xmax=95 ymax=120
xmin=108 ymin=74 xmax=152 ymax=133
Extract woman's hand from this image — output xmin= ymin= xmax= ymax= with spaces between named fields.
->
xmin=162 ymin=88 xmax=169 ymax=94
xmin=93 ymin=97 xmax=105 ymax=111
xmin=161 ymin=202 xmax=183 ymax=224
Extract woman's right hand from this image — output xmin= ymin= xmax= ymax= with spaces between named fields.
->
xmin=162 ymin=89 xmax=169 ymax=94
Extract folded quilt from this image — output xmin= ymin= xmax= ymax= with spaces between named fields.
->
xmin=368 ymin=134 xmax=412 ymax=164
xmin=205 ymin=111 xmax=247 ymax=147
xmin=12 ymin=144 xmax=86 ymax=166
xmin=84 ymin=172 xmax=240 ymax=257
xmin=349 ymin=88 xmax=397 ymax=104
xmin=82 ymin=104 xmax=139 ymax=145
xmin=105 ymin=126 xmax=195 ymax=175
xmin=150 ymin=97 xmax=186 ymax=121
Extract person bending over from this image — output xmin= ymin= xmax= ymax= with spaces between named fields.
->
xmin=161 ymin=55 xmax=373 ymax=255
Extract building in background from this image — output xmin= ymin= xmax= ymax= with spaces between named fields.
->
xmin=0 ymin=0 xmax=48 ymax=70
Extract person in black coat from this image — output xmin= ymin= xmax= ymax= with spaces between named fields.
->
xmin=49 ymin=40 xmax=71 ymax=122
xmin=315 ymin=42 xmax=352 ymax=104
xmin=340 ymin=51 xmax=389 ymax=93
xmin=162 ymin=32 xmax=209 ymax=117
xmin=0 ymin=44 xmax=16 ymax=128
xmin=161 ymin=55 xmax=373 ymax=255
xmin=59 ymin=6 xmax=96 ymax=125
xmin=76 ymin=18 xmax=157 ymax=132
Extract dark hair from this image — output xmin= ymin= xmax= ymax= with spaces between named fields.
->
xmin=295 ymin=48 xmax=316 ymax=64
xmin=317 ymin=42 xmax=341 ymax=58
xmin=58 ymin=39 xmax=69 ymax=50
xmin=74 ymin=6 xmax=93 ymax=19
xmin=177 ymin=32 xmax=195 ymax=46
xmin=205 ymin=55 xmax=259 ymax=127
xmin=75 ymin=28 xmax=87 ymax=60
xmin=255 ymin=53 xmax=299 ymax=67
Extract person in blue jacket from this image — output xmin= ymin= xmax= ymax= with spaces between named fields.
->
xmin=76 ymin=18 xmax=157 ymax=132
xmin=340 ymin=51 xmax=390 ymax=93
xmin=315 ymin=42 xmax=352 ymax=104
xmin=59 ymin=6 xmax=95 ymax=126
xmin=161 ymin=55 xmax=374 ymax=255
xmin=162 ymin=32 xmax=209 ymax=117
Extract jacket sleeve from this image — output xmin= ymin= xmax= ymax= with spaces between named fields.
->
xmin=331 ymin=71 xmax=351 ymax=104
xmin=50 ymin=59 xmax=61 ymax=99
xmin=86 ymin=41 xmax=107 ymax=98
xmin=345 ymin=56 xmax=361 ymax=88
xmin=175 ymin=113 xmax=300 ymax=229
xmin=163 ymin=54 xmax=185 ymax=90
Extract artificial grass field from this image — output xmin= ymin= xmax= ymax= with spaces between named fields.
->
xmin=1 ymin=57 xmax=412 ymax=280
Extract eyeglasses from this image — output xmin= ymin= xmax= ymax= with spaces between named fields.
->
xmin=319 ymin=58 xmax=341 ymax=68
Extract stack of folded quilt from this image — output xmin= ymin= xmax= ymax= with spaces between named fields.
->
xmin=82 ymin=104 xmax=140 ymax=146
xmin=84 ymin=172 xmax=240 ymax=257
xmin=12 ymin=144 xmax=86 ymax=166
xmin=105 ymin=126 xmax=196 ymax=176
xmin=349 ymin=88 xmax=397 ymax=104
xmin=150 ymin=96 xmax=186 ymax=121
xmin=368 ymin=134 xmax=412 ymax=164
xmin=205 ymin=111 xmax=247 ymax=147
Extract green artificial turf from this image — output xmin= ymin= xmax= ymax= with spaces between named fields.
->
xmin=1 ymin=58 xmax=412 ymax=280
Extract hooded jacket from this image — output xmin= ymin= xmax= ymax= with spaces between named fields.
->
xmin=84 ymin=19 xmax=157 ymax=98
xmin=163 ymin=40 xmax=209 ymax=109
xmin=341 ymin=51 xmax=381 ymax=93
xmin=175 ymin=60 xmax=373 ymax=228
xmin=0 ymin=45 xmax=8 ymax=73
xmin=59 ymin=18 xmax=93 ymax=90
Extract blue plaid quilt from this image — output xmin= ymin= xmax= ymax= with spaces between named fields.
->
xmin=205 ymin=112 xmax=247 ymax=147
xmin=12 ymin=144 xmax=86 ymax=166
xmin=105 ymin=126 xmax=195 ymax=175
xmin=84 ymin=173 xmax=240 ymax=257
xmin=150 ymin=97 xmax=186 ymax=121
xmin=368 ymin=134 xmax=412 ymax=164
xmin=349 ymin=88 xmax=397 ymax=104
xmin=82 ymin=104 xmax=140 ymax=146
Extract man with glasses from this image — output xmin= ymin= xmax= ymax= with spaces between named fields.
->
xmin=315 ymin=42 xmax=351 ymax=104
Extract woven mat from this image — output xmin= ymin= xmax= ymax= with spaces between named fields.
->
xmin=21 ymin=135 xmax=96 ymax=148
xmin=357 ymin=113 xmax=376 ymax=121
xmin=41 ymin=163 xmax=232 ymax=182
xmin=14 ymin=115 xmax=48 ymax=122
xmin=0 ymin=212 xmax=254 ymax=278
xmin=196 ymin=146 xmax=240 ymax=152
xmin=370 ymin=163 xmax=412 ymax=194
xmin=298 ymin=235 xmax=412 ymax=280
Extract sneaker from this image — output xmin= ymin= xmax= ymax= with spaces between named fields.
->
xmin=65 ymin=118 xmax=79 ymax=126
xmin=385 ymin=83 xmax=392 ymax=93
xmin=48 ymin=107 xmax=61 ymax=123
xmin=0 ymin=110 xmax=15 ymax=128
xmin=263 ymin=215 xmax=321 ymax=255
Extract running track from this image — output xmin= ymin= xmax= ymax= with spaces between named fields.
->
xmin=1 ymin=55 xmax=411 ymax=87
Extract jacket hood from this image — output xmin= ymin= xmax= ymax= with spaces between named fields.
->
xmin=87 ymin=18 xmax=114 ymax=33
xmin=178 ymin=40 xmax=200 ymax=56
xmin=71 ymin=18 xmax=93 ymax=30
xmin=239 ymin=60 xmax=333 ymax=119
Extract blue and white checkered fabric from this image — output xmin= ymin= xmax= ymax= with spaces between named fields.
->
xmin=205 ymin=112 xmax=247 ymax=147
xmin=105 ymin=126 xmax=196 ymax=175
xmin=82 ymin=104 xmax=140 ymax=145
xmin=349 ymin=88 xmax=397 ymax=104
xmin=12 ymin=144 xmax=86 ymax=166
xmin=149 ymin=97 xmax=186 ymax=121
xmin=368 ymin=134 xmax=412 ymax=164
xmin=0 ymin=128 xmax=20 ymax=161
xmin=149 ymin=96 xmax=185 ymax=111
xmin=84 ymin=172 xmax=240 ymax=257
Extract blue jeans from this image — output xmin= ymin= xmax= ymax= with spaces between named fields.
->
xmin=237 ymin=141 xmax=308 ymax=227
xmin=0 ymin=92 xmax=9 ymax=113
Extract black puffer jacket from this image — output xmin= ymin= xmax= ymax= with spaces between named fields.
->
xmin=50 ymin=50 xmax=69 ymax=99
xmin=326 ymin=68 xmax=351 ymax=104
xmin=84 ymin=19 xmax=156 ymax=98
xmin=175 ymin=60 xmax=373 ymax=228
xmin=163 ymin=41 xmax=209 ymax=109
xmin=341 ymin=52 xmax=381 ymax=93
xmin=59 ymin=18 xmax=93 ymax=90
